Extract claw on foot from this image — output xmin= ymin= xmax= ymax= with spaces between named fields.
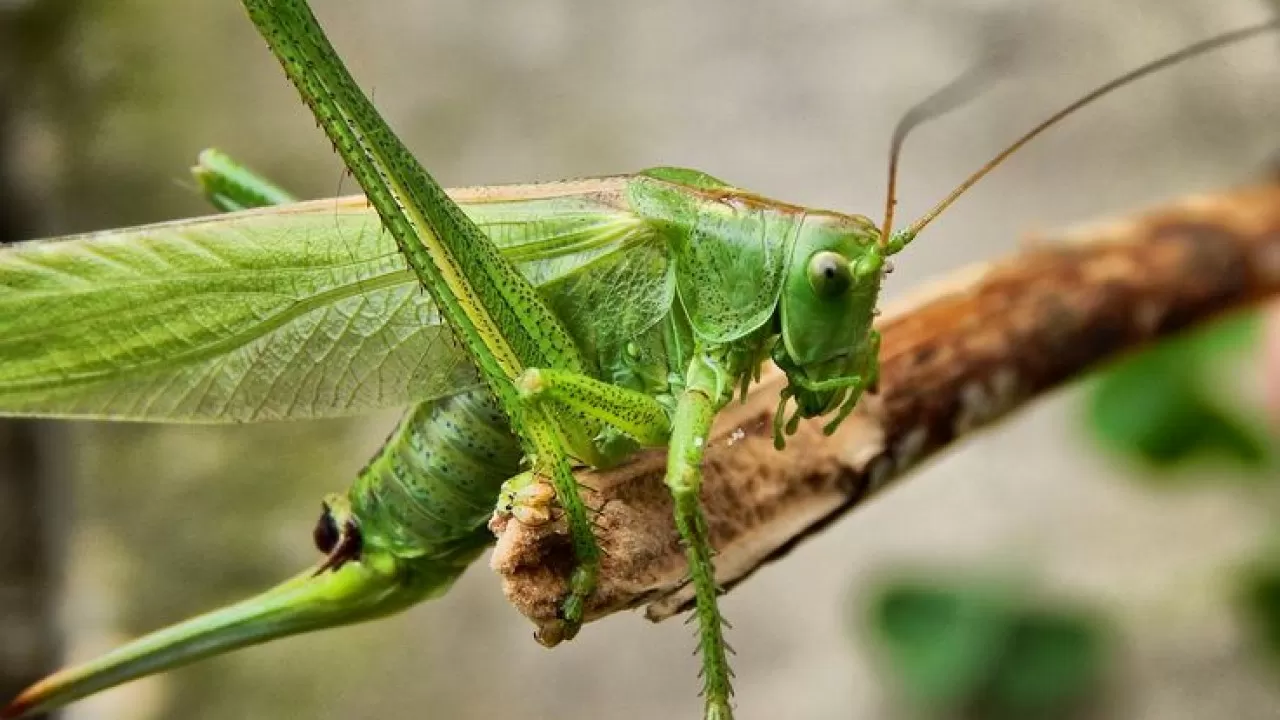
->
xmin=704 ymin=701 xmax=735 ymax=720
xmin=495 ymin=472 xmax=556 ymax=526
xmin=534 ymin=620 xmax=567 ymax=647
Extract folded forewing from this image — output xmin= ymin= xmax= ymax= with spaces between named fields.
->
xmin=0 ymin=178 xmax=666 ymax=422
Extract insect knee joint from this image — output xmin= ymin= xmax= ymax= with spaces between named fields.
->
xmin=516 ymin=368 xmax=548 ymax=400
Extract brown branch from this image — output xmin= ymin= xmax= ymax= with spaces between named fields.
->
xmin=489 ymin=182 xmax=1280 ymax=637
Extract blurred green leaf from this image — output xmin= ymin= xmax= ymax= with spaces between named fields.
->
xmin=872 ymin=580 xmax=1008 ymax=705
xmin=1239 ymin=557 xmax=1280 ymax=670
xmin=867 ymin=576 xmax=1110 ymax=719
xmin=1086 ymin=312 xmax=1272 ymax=475
xmin=984 ymin=609 xmax=1108 ymax=718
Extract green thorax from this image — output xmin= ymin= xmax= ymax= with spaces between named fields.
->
xmin=624 ymin=168 xmax=883 ymax=376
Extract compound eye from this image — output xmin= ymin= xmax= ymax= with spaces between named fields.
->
xmin=312 ymin=504 xmax=340 ymax=554
xmin=807 ymin=251 xmax=852 ymax=298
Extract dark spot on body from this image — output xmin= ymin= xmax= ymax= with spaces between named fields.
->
xmin=313 ymin=503 xmax=339 ymax=554
xmin=313 ymin=518 xmax=364 ymax=576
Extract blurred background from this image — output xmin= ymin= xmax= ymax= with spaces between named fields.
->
xmin=2 ymin=0 xmax=1280 ymax=718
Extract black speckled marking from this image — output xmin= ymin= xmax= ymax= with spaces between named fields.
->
xmin=351 ymin=389 xmax=521 ymax=555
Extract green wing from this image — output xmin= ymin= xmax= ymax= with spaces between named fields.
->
xmin=0 ymin=178 xmax=672 ymax=422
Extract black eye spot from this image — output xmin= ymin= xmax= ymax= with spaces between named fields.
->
xmin=313 ymin=504 xmax=339 ymax=554
xmin=807 ymin=251 xmax=852 ymax=298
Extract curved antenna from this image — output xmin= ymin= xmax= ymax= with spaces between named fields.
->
xmin=881 ymin=18 xmax=1280 ymax=255
xmin=880 ymin=60 xmax=1004 ymax=249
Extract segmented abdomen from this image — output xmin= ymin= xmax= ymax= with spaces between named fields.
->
xmin=349 ymin=388 xmax=522 ymax=557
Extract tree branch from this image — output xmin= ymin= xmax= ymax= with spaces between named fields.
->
xmin=489 ymin=182 xmax=1280 ymax=636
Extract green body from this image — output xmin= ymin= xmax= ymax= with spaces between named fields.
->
xmin=0 ymin=170 xmax=880 ymax=543
xmin=0 ymin=168 xmax=886 ymax=718
xmin=0 ymin=2 xmax=888 ymax=718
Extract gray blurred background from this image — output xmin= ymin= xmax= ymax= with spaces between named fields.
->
xmin=2 ymin=0 xmax=1279 ymax=718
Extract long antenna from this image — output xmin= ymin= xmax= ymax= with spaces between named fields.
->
xmin=880 ymin=18 xmax=1280 ymax=254
xmin=879 ymin=60 xmax=1003 ymax=251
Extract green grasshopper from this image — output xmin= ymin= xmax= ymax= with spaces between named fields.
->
xmin=0 ymin=1 xmax=1274 ymax=716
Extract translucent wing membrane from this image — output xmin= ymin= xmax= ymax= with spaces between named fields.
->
xmin=0 ymin=205 xmax=463 ymax=421
xmin=0 ymin=182 xmax=664 ymax=422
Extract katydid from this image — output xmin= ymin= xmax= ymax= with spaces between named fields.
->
xmin=0 ymin=3 xmax=1275 ymax=717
